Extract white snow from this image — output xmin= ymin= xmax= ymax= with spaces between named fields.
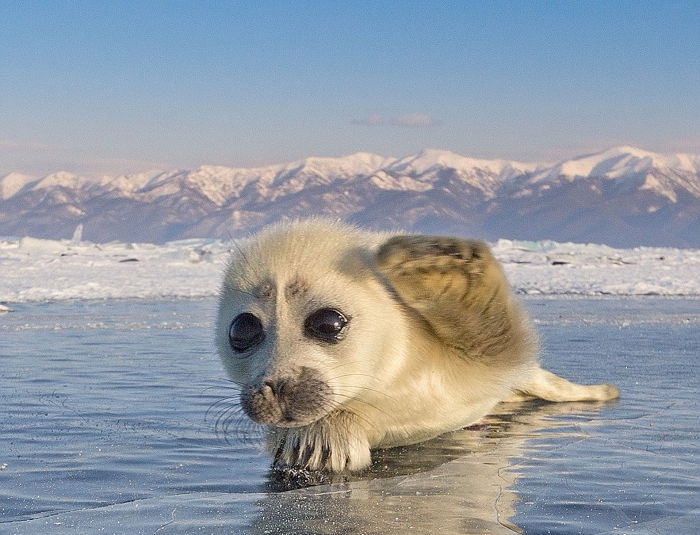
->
xmin=0 ymin=172 xmax=38 ymax=199
xmin=1 ymin=235 xmax=699 ymax=304
xmin=528 ymin=146 xmax=700 ymax=184
xmin=387 ymin=148 xmax=538 ymax=177
xmin=369 ymin=171 xmax=433 ymax=191
xmin=492 ymin=239 xmax=700 ymax=296
xmin=3 ymin=146 xmax=698 ymax=203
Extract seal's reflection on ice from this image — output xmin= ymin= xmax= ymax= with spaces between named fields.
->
xmin=247 ymin=400 xmax=616 ymax=535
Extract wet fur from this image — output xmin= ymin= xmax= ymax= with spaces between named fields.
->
xmin=215 ymin=219 xmax=619 ymax=472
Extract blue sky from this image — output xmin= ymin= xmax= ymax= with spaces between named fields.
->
xmin=1 ymin=1 xmax=698 ymax=175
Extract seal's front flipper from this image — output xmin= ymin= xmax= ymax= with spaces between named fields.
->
xmin=267 ymin=412 xmax=371 ymax=473
xmin=375 ymin=235 xmax=534 ymax=362
xmin=507 ymin=368 xmax=620 ymax=402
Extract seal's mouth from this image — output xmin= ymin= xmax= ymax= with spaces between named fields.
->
xmin=240 ymin=367 xmax=333 ymax=428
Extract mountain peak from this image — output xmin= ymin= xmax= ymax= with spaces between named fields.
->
xmin=272 ymin=152 xmax=392 ymax=183
xmin=31 ymin=171 xmax=84 ymax=191
xmin=0 ymin=172 xmax=38 ymax=199
xmin=528 ymin=146 xmax=700 ymax=183
xmin=294 ymin=151 xmax=389 ymax=169
xmin=389 ymin=148 xmax=536 ymax=176
xmin=599 ymin=145 xmax=659 ymax=158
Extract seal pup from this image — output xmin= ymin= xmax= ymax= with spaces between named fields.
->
xmin=215 ymin=219 xmax=619 ymax=473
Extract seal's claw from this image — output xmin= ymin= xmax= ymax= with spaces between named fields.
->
xmin=268 ymin=417 xmax=371 ymax=473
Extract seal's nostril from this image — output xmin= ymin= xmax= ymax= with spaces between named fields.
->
xmin=262 ymin=380 xmax=276 ymax=396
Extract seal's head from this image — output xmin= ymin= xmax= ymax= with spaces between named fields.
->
xmin=215 ymin=220 xmax=400 ymax=428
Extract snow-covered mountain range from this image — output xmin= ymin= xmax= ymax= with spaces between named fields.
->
xmin=1 ymin=146 xmax=699 ymax=247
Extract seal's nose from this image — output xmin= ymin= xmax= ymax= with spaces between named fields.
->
xmin=241 ymin=380 xmax=284 ymax=424
xmin=241 ymin=369 xmax=331 ymax=426
xmin=261 ymin=380 xmax=278 ymax=399
xmin=262 ymin=378 xmax=292 ymax=400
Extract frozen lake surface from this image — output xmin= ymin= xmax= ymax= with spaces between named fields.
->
xmin=1 ymin=297 xmax=698 ymax=534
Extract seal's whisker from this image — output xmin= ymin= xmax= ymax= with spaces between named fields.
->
xmin=206 ymin=395 xmax=239 ymax=411
xmin=325 ymin=360 xmax=375 ymax=373
xmin=215 ymin=408 xmax=238 ymax=439
xmin=212 ymin=405 xmax=242 ymax=430
xmin=224 ymin=412 xmax=264 ymax=446
xmin=324 ymin=397 xmax=379 ymax=427
xmin=327 ymin=372 xmax=378 ymax=381
xmin=324 ymin=400 xmax=378 ymax=436
xmin=220 ymin=378 xmax=245 ymax=388
xmin=211 ymin=403 xmax=264 ymax=446
xmin=331 ymin=391 xmax=392 ymax=419
xmin=199 ymin=377 xmax=245 ymax=389
xmin=209 ymin=398 xmax=244 ymax=435
xmin=329 ymin=381 xmax=396 ymax=401
xmin=205 ymin=396 xmax=241 ymax=421
xmin=200 ymin=385 xmax=235 ymax=396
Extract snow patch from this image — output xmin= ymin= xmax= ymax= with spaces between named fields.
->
xmin=388 ymin=148 xmax=537 ymax=177
xmin=0 ymin=172 xmax=38 ymax=199
xmin=0 ymin=235 xmax=698 ymax=303
xmin=370 ymin=172 xmax=433 ymax=191
xmin=528 ymin=146 xmax=700 ymax=185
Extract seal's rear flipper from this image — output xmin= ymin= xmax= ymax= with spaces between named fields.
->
xmin=507 ymin=368 xmax=620 ymax=402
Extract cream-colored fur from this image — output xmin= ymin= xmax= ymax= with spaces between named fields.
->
xmin=215 ymin=219 xmax=619 ymax=473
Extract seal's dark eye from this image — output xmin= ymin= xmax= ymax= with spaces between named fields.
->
xmin=304 ymin=308 xmax=348 ymax=342
xmin=229 ymin=313 xmax=264 ymax=353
